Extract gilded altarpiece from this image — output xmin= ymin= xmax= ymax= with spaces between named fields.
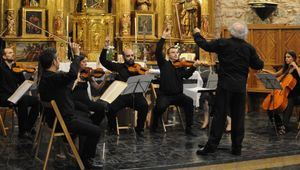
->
xmin=0 ymin=0 xmax=215 ymax=63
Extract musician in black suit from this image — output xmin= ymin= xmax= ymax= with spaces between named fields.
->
xmin=0 ymin=47 xmax=39 ymax=139
xmin=99 ymin=37 xmax=148 ymax=137
xmin=193 ymin=21 xmax=264 ymax=156
xmin=38 ymin=44 xmax=102 ymax=168
xmin=151 ymin=27 xmax=202 ymax=136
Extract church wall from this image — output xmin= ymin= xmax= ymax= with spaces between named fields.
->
xmin=214 ymin=0 xmax=300 ymax=37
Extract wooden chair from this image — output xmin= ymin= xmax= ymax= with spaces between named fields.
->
xmin=40 ymin=100 xmax=85 ymax=170
xmin=115 ymin=108 xmax=136 ymax=135
xmin=33 ymin=101 xmax=50 ymax=162
xmin=0 ymin=107 xmax=16 ymax=137
xmin=150 ymin=83 xmax=185 ymax=132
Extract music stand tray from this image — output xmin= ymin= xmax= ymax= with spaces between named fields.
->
xmin=256 ymin=73 xmax=281 ymax=90
xmin=122 ymin=75 xmax=154 ymax=95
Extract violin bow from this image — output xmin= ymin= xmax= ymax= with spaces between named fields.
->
xmin=22 ymin=18 xmax=75 ymax=60
xmin=142 ymin=20 xmax=147 ymax=62
xmin=174 ymin=3 xmax=182 ymax=40
xmin=0 ymin=28 xmax=7 ymax=37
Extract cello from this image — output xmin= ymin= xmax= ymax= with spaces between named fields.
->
xmin=262 ymin=69 xmax=297 ymax=112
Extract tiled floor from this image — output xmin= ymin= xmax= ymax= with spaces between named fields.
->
xmin=1 ymin=111 xmax=300 ymax=170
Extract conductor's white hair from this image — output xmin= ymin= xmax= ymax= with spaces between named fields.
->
xmin=229 ymin=21 xmax=248 ymax=40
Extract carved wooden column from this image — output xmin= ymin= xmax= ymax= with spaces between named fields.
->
xmin=120 ymin=0 xmax=131 ymax=36
xmin=200 ymin=0 xmax=209 ymax=37
xmin=164 ymin=0 xmax=173 ymax=29
xmin=5 ymin=0 xmax=16 ymax=36
xmin=54 ymin=0 xmax=64 ymax=36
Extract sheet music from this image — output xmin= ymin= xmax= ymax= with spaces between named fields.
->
xmin=100 ymin=80 xmax=128 ymax=104
xmin=8 ymin=80 xmax=34 ymax=104
xmin=206 ymin=72 xmax=218 ymax=89
xmin=256 ymin=73 xmax=282 ymax=89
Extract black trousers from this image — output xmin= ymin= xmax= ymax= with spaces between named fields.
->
xmin=206 ymin=87 xmax=245 ymax=151
xmin=47 ymin=110 xmax=101 ymax=161
xmin=268 ymin=96 xmax=300 ymax=128
xmin=0 ymin=95 xmax=39 ymax=134
xmin=152 ymin=93 xmax=194 ymax=130
xmin=74 ymin=100 xmax=107 ymax=126
xmin=107 ymin=93 xmax=148 ymax=132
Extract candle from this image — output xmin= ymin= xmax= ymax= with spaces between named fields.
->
xmin=66 ymin=15 xmax=69 ymax=38
xmin=135 ymin=17 xmax=137 ymax=44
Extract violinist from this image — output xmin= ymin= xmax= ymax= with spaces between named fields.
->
xmin=151 ymin=27 xmax=202 ymax=137
xmin=72 ymin=55 xmax=107 ymax=126
xmin=99 ymin=37 xmax=149 ymax=137
xmin=262 ymin=50 xmax=300 ymax=135
xmin=0 ymin=47 xmax=39 ymax=139
xmin=38 ymin=44 xmax=102 ymax=168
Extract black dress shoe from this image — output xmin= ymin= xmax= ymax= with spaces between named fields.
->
xmin=150 ymin=128 xmax=159 ymax=134
xmin=18 ymin=132 xmax=33 ymax=140
xmin=84 ymin=158 xmax=103 ymax=169
xmin=196 ymin=146 xmax=216 ymax=155
xmin=135 ymin=128 xmax=145 ymax=138
xmin=185 ymin=129 xmax=197 ymax=137
xmin=231 ymin=149 xmax=241 ymax=156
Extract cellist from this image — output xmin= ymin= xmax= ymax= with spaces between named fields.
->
xmin=262 ymin=50 xmax=300 ymax=135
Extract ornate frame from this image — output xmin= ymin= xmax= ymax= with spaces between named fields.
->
xmin=21 ymin=7 xmax=46 ymax=38
xmin=135 ymin=12 xmax=155 ymax=38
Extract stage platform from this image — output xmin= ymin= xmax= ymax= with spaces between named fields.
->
xmin=0 ymin=112 xmax=300 ymax=169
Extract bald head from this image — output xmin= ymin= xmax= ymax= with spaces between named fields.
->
xmin=229 ymin=21 xmax=248 ymax=40
xmin=122 ymin=48 xmax=135 ymax=66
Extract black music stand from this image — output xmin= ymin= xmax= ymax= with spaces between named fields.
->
xmin=121 ymin=75 xmax=154 ymax=135
xmin=256 ymin=73 xmax=282 ymax=136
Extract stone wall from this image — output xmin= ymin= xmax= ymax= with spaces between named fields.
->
xmin=214 ymin=0 xmax=300 ymax=37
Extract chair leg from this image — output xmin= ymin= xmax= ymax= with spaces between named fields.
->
xmin=131 ymin=111 xmax=136 ymax=135
xmin=116 ymin=117 xmax=120 ymax=136
xmin=0 ymin=114 xmax=7 ymax=137
xmin=63 ymin=126 xmax=85 ymax=170
xmin=161 ymin=117 xmax=167 ymax=133
xmin=176 ymin=107 xmax=185 ymax=130
xmin=35 ymin=122 xmax=45 ymax=161
xmin=33 ymin=114 xmax=45 ymax=156
xmin=43 ymin=118 xmax=57 ymax=170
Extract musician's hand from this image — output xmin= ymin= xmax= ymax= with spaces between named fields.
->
xmin=193 ymin=60 xmax=202 ymax=67
xmin=193 ymin=27 xmax=201 ymax=34
xmin=104 ymin=36 xmax=110 ymax=49
xmin=290 ymin=61 xmax=298 ymax=69
xmin=162 ymin=26 xmax=171 ymax=39
xmin=70 ymin=43 xmax=80 ymax=56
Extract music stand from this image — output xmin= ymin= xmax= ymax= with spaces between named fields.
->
xmin=121 ymin=74 xmax=154 ymax=135
xmin=256 ymin=73 xmax=282 ymax=136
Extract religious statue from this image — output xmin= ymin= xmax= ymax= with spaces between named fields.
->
xmin=120 ymin=14 xmax=131 ymax=36
xmin=23 ymin=0 xmax=30 ymax=6
xmin=179 ymin=0 xmax=201 ymax=36
xmin=54 ymin=15 xmax=63 ymax=36
xmin=77 ymin=27 xmax=84 ymax=47
xmin=6 ymin=11 xmax=16 ymax=36
xmin=30 ymin=0 xmax=39 ymax=7
xmin=136 ymin=0 xmax=151 ymax=11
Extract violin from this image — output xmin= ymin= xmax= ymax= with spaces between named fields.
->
xmin=172 ymin=60 xmax=211 ymax=68
xmin=80 ymin=67 xmax=105 ymax=80
xmin=173 ymin=60 xmax=194 ymax=68
xmin=127 ymin=63 xmax=149 ymax=75
xmin=12 ymin=66 xmax=36 ymax=73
